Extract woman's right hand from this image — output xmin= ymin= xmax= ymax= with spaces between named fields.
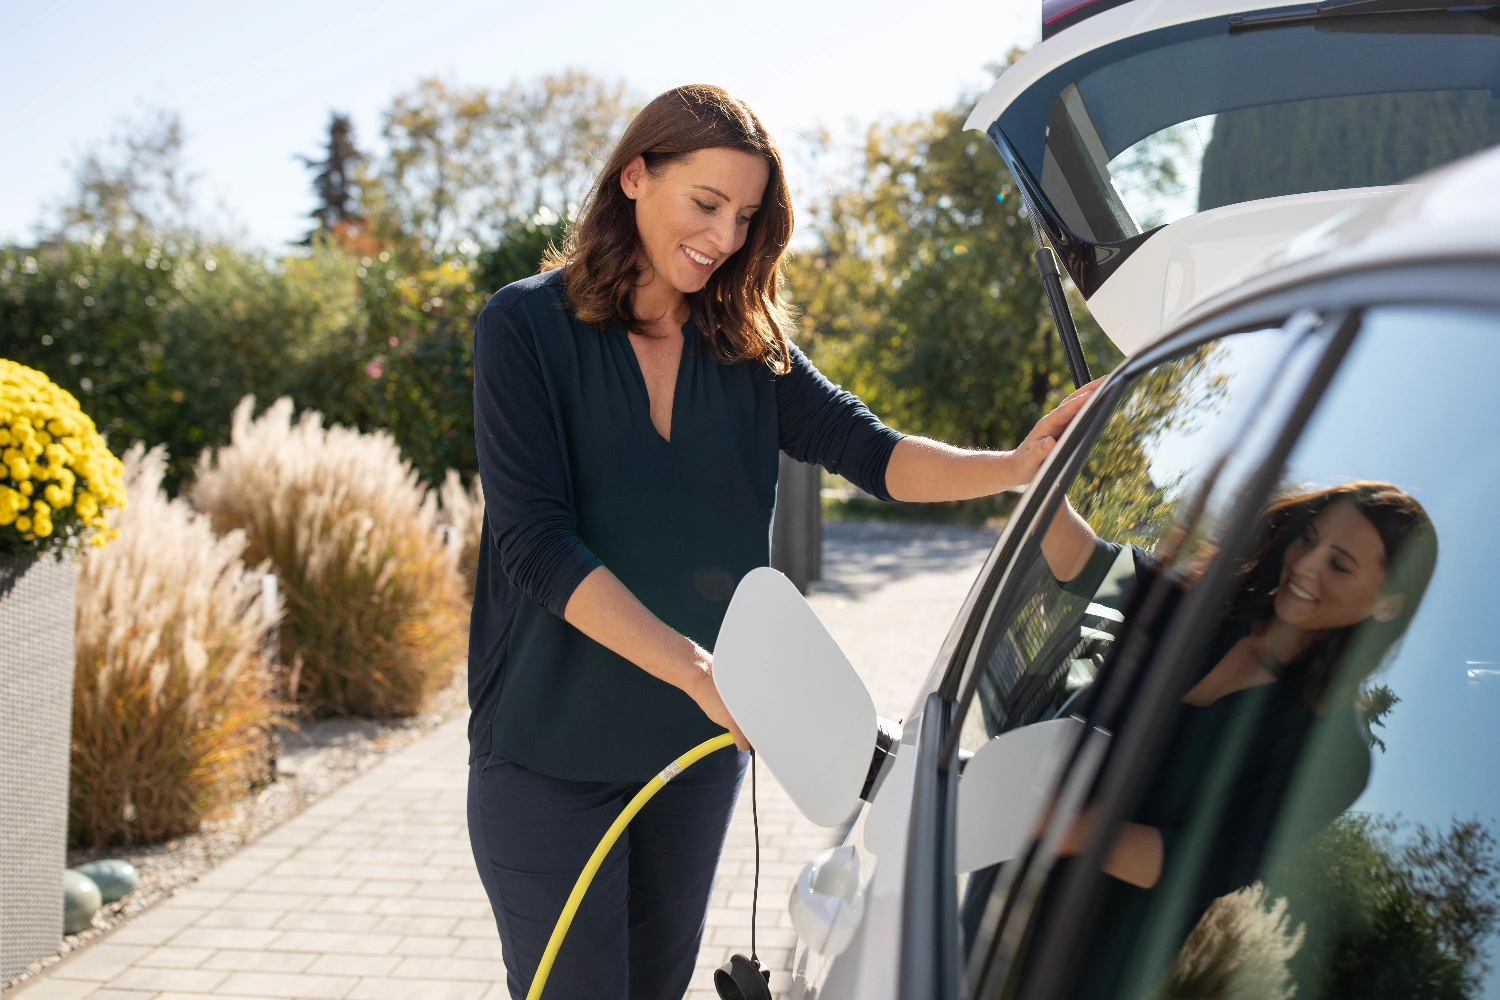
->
xmin=688 ymin=659 xmax=750 ymax=751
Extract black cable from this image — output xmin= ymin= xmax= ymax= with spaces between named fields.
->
xmin=750 ymin=748 xmax=760 ymax=963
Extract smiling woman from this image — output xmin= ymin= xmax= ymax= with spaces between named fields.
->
xmin=463 ymin=84 xmax=1097 ymax=1000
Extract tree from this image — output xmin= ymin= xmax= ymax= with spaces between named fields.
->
xmin=299 ymin=112 xmax=370 ymax=250
xmin=368 ymin=71 xmax=635 ymax=260
xmin=786 ymin=96 xmax=1120 ymax=472
xmin=54 ymin=107 xmax=197 ymax=242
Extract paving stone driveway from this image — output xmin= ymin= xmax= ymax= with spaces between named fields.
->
xmin=11 ymin=521 xmax=995 ymax=1000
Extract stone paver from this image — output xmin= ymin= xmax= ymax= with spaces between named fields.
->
xmin=11 ymin=520 xmax=994 ymax=1000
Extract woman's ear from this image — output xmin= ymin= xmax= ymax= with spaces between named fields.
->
xmin=1371 ymin=592 xmax=1405 ymax=623
xmin=619 ymin=155 xmax=649 ymax=200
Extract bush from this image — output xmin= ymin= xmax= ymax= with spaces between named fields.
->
xmin=193 ymin=396 xmax=466 ymax=718
xmin=438 ymin=469 xmax=485 ymax=598
xmin=71 ymin=445 xmax=277 ymax=846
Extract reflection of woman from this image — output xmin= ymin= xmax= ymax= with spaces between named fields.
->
xmin=465 ymin=85 xmax=1096 ymax=1000
xmin=1038 ymin=481 xmax=1438 ymax=997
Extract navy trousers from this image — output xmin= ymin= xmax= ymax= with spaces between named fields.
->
xmin=467 ymin=747 xmax=748 ymax=1000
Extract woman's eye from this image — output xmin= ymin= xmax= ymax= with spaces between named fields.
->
xmin=695 ymin=200 xmax=716 ymax=213
xmin=737 ymin=215 xmax=753 ymax=225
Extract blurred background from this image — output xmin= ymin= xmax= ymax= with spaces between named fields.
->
xmin=0 ymin=0 xmax=1116 ymax=500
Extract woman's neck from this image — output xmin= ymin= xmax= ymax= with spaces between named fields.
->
xmin=1251 ymin=616 xmax=1314 ymax=673
xmin=632 ymin=268 xmax=688 ymax=335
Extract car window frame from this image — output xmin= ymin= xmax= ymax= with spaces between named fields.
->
xmin=977 ymin=257 xmax=1500 ymax=1000
xmin=897 ymin=256 xmax=1500 ymax=1000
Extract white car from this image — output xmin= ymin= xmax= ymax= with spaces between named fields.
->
xmin=713 ymin=2 xmax=1500 ymax=999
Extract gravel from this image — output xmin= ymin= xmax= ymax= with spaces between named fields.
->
xmin=3 ymin=667 xmax=468 ymax=992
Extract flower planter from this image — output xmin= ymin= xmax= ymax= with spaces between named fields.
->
xmin=0 ymin=552 xmax=76 ymax=979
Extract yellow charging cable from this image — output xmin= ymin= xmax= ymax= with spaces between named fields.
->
xmin=525 ymin=731 xmax=738 ymax=1000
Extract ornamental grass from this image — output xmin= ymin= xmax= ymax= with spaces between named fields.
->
xmin=439 ymin=470 xmax=485 ymax=598
xmin=72 ymin=445 xmax=278 ymax=847
xmin=193 ymin=397 xmax=466 ymax=718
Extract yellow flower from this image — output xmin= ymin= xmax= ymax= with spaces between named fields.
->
xmin=15 ymin=515 xmax=31 ymax=532
xmin=18 ymin=481 xmax=32 ymax=496
xmin=43 ymin=484 xmax=70 ymax=509
xmin=75 ymin=491 xmax=98 ymax=521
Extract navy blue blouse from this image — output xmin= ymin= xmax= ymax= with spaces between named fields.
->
xmin=468 ymin=269 xmax=903 ymax=781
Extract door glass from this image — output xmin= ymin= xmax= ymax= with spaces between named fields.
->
xmin=1036 ymin=305 xmax=1500 ymax=1000
xmin=956 ymin=324 xmax=1295 ymax=757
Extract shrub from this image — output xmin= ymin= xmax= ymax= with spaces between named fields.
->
xmin=193 ymin=396 xmax=466 ymax=718
xmin=71 ymin=445 xmax=277 ymax=846
xmin=439 ymin=469 xmax=484 ymax=598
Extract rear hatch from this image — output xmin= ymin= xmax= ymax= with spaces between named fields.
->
xmin=967 ymin=0 xmax=1500 ymax=351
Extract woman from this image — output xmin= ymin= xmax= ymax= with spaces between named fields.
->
xmin=466 ymin=84 xmax=1096 ymax=1000
xmin=1037 ymin=481 xmax=1438 ymax=997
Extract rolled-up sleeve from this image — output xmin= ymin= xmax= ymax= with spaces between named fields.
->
xmin=775 ymin=344 xmax=904 ymax=501
xmin=473 ymin=299 xmax=601 ymax=618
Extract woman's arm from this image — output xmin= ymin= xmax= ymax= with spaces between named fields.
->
xmin=1041 ymin=497 xmax=1100 ymax=584
xmin=1058 ymin=804 xmax=1165 ymax=889
xmin=883 ymin=379 xmax=1104 ymax=501
xmin=564 ymin=567 xmax=747 ymax=749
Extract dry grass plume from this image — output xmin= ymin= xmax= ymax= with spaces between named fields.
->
xmin=71 ymin=444 xmax=279 ymax=846
xmin=193 ymin=397 xmax=466 ymax=718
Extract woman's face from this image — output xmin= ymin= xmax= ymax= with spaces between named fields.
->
xmin=619 ymin=147 xmax=770 ymax=297
xmin=1275 ymin=501 xmax=1403 ymax=631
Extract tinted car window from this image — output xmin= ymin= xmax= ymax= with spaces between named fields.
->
xmin=1027 ymin=305 xmax=1500 ymax=1000
xmin=955 ymin=325 xmax=1295 ymax=757
xmin=996 ymin=14 xmax=1500 ymax=239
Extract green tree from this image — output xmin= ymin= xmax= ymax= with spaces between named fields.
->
xmin=368 ymin=71 xmax=635 ymax=260
xmin=1267 ymin=814 xmax=1500 ymax=1000
xmin=787 ymin=97 xmax=1120 ymax=472
xmin=299 ymin=112 xmax=367 ymax=245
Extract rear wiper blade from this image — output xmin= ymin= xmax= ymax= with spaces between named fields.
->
xmin=1230 ymin=0 xmax=1498 ymax=31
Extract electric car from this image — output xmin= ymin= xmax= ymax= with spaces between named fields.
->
xmin=711 ymin=2 xmax=1500 ymax=998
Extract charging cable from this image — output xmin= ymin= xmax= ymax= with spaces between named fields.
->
xmin=524 ymin=731 xmax=738 ymax=1000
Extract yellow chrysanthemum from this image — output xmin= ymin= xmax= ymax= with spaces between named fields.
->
xmin=0 ymin=359 xmax=126 ymax=553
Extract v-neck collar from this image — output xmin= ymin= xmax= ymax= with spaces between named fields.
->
xmin=622 ymin=323 xmax=693 ymax=445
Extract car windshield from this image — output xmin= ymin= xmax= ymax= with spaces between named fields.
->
xmin=995 ymin=10 xmax=1500 ymax=239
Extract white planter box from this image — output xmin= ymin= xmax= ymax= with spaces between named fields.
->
xmin=0 ymin=553 xmax=76 ymax=980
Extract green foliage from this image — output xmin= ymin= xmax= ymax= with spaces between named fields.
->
xmin=1268 ymin=813 xmax=1500 ymax=1000
xmin=1067 ymin=342 xmax=1227 ymax=549
xmin=788 ymin=101 xmax=1121 ymax=464
xmin=0 ymin=238 xmax=359 ymax=491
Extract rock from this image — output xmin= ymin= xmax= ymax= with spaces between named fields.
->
xmin=63 ymin=869 xmax=102 ymax=935
xmin=74 ymin=859 xmax=139 ymax=904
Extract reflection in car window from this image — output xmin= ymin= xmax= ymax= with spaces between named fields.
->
xmin=957 ymin=327 xmax=1289 ymax=757
xmin=1036 ymin=306 xmax=1500 ymax=1000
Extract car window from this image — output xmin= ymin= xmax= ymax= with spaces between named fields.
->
xmin=996 ymin=14 xmax=1500 ymax=240
xmin=1019 ymin=304 xmax=1500 ymax=1000
xmin=955 ymin=324 xmax=1294 ymax=758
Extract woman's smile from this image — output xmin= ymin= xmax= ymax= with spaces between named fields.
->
xmin=682 ymin=245 xmax=717 ymax=270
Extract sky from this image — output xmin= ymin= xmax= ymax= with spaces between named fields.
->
xmin=1 ymin=0 xmax=1037 ymax=249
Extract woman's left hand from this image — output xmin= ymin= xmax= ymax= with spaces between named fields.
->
xmin=1007 ymin=376 xmax=1107 ymax=485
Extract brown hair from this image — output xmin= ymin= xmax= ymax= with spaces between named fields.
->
xmin=542 ymin=84 xmax=794 ymax=373
xmin=1230 ymin=481 xmax=1439 ymax=709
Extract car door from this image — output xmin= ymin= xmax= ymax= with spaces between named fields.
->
xmin=957 ymin=267 xmax=1500 ymax=1000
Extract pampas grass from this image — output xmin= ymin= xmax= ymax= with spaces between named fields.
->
xmin=439 ymin=469 xmax=484 ymax=598
xmin=72 ymin=445 xmax=279 ymax=847
xmin=193 ymin=397 xmax=466 ymax=718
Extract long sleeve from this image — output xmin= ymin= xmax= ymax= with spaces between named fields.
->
xmin=775 ymin=344 xmax=904 ymax=501
xmin=472 ymin=295 xmax=602 ymax=619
